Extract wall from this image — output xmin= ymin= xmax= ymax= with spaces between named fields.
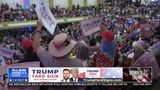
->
xmin=88 ymin=0 xmax=97 ymax=6
xmin=73 ymin=0 xmax=84 ymax=7
xmin=99 ymin=0 xmax=105 ymax=4
xmin=54 ymin=0 xmax=68 ymax=8
xmin=29 ymin=0 xmax=49 ymax=7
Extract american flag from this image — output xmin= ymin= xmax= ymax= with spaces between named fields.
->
xmin=100 ymin=68 xmax=123 ymax=79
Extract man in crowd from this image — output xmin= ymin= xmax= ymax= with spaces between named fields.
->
xmin=19 ymin=39 xmax=40 ymax=63
xmin=33 ymin=20 xmax=85 ymax=90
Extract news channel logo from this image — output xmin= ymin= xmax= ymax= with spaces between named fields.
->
xmin=8 ymin=68 xmax=29 ymax=83
xmin=123 ymin=67 xmax=152 ymax=83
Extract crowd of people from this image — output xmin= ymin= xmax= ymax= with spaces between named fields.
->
xmin=0 ymin=2 xmax=160 ymax=90
xmin=0 ymin=3 xmax=37 ymax=22
xmin=0 ymin=3 xmax=101 ymax=22
xmin=1 ymin=3 xmax=159 ymax=22
xmin=51 ymin=5 xmax=98 ymax=18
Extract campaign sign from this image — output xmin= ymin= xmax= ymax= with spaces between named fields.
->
xmin=0 ymin=47 xmax=14 ymax=58
xmin=141 ymin=0 xmax=151 ymax=5
xmin=28 ymin=68 xmax=61 ymax=82
xmin=35 ymin=0 xmax=57 ymax=35
xmin=8 ymin=68 xmax=28 ymax=83
xmin=0 ymin=56 xmax=6 ymax=66
xmin=85 ymin=68 xmax=101 ymax=78
xmin=80 ymin=17 xmax=102 ymax=36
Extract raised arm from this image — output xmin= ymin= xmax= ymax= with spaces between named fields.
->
xmin=33 ymin=20 xmax=43 ymax=54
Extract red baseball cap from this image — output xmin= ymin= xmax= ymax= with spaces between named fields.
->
xmin=101 ymin=31 xmax=115 ymax=42
xmin=21 ymin=39 xmax=33 ymax=50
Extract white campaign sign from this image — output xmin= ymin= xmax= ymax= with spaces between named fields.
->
xmin=141 ymin=0 xmax=151 ymax=5
xmin=35 ymin=0 xmax=57 ymax=35
xmin=80 ymin=17 xmax=102 ymax=36
xmin=0 ymin=56 xmax=6 ymax=66
xmin=0 ymin=47 xmax=14 ymax=59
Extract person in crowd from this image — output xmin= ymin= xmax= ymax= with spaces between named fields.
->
xmin=100 ymin=31 xmax=116 ymax=60
xmin=152 ymin=25 xmax=160 ymax=44
xmin=131 ymin=42 xmax=160 ymax=90
xmin=19 ymin=39 xmax=40 ymax=63
xmin=150 ymin=25 xmax=160 ymax=67
xmin=33 ymin=20 xmax=85 ymax=90
xmin=132 ymin=42 xmax=160 ymax=79
xmin=75 ymin=41 xmax=89 ymax=66
xmin=132 ymin=40 xmax=146 ymax=61
xmin=0 ymin=2 xmax=160 ymax=90
xmin=33 ymin=20 xmax=85 ymax=67
xmin=89 ymin=35 xmax=97 ymax=46
xmin=88 ymin=31 xmax=115 ymax=68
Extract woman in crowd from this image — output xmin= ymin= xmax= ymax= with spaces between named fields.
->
xmin=132 ymin=40 xmax=147 ymax=62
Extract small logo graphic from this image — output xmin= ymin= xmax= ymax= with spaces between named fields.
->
xmin=129 ymin=68 xmax=150 ymax=82
xmin=123 ymin=68 xmax=152 ymax=83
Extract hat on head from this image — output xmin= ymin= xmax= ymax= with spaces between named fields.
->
xmin=21 ymin=39 xmax=33 ymax=50
xmin=48 ymin=33 xmax=77 ymax=58
xmin=101 ymin=31 xmax=115 ymax=42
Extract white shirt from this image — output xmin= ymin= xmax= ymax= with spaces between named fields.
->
xmin=73 ymin=78 xmax=78 ymax=82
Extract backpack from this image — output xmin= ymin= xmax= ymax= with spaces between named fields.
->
xmin=95 ymin=51 xmax=113 ymax=67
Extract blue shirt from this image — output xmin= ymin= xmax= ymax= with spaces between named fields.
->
xmin=100 ymin=42 xmax=116 ymax=60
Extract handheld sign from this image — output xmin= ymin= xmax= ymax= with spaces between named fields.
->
xmin=80 ymin=17 xmax=102 ymax=36
xmin=0 ymin=56 xmax=6 ymax=66
xmin=141 ymin=0 xmax=151 ymax=5
xmin=35 ymin=0 xmax=57 ymax=35
xmin=0 ymin=47 xmax=14 ymax=59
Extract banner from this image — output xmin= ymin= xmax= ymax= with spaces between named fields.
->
xmin=8 ymin=67 xmax=123 ymax=83
xmin=35 ymin=0 xmax=57 ymax=35
xmin=80 ymin=17 xmax=102 ymax=36
xmin=7 ymin=67 xmax=152 ymax=86
xmin=0 ymin=47 xmax=14 ymax=58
